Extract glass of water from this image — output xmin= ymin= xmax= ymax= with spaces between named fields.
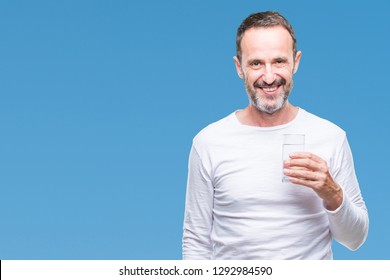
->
xmin=282 ymin=134 xmax=305 ymax=182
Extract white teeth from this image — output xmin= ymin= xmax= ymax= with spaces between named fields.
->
xmin=262 ymin=87 xmax=277 ymax=92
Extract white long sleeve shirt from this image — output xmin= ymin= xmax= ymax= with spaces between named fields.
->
xmin=182 ymin=108 xmax=368 ymax=259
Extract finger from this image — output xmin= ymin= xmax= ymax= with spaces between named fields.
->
xmin=284 ymin=158 xmax=322 ymax=171
xmin=288 ymin=176 xmax=318 ymax=189
xmin=284 ymin=168 xmax=324 ymax=182
xmin=289 ymin=152 xmax=325 ymax=164
xmin=283 ymin=169 xmax=320 ymax=187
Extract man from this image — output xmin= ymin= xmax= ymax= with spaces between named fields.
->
xmin=182 ymin=11 xmax=368 ymax=259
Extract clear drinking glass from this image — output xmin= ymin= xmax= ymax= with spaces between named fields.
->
xmin=282 ymin=134 xmax=305 ymax=182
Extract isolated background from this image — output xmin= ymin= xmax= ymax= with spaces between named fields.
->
xmin=1 ymin=0 xmax=388 ymax=259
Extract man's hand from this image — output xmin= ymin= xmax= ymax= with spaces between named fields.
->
xmin=283 ymin=152 xmax=343 ymax=211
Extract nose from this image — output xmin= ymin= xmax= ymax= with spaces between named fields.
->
xmin=262 ymin=64 xmax=276 ymax=84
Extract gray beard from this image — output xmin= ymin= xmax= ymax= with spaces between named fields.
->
xmin=244 ymin=76 xmax=293 ymax=115
xmin=250 ymin=91 xmax=289 ymax=114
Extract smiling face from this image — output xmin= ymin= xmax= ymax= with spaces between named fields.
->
xmin=234 ymin=26 xmax=302 ymax=114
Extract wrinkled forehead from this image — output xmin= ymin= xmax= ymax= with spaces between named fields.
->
xmin=240 ymin=26 xmax=295 ymax=59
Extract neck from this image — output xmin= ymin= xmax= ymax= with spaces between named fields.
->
xmin=236 ymin=102 xmax=299 ymax=127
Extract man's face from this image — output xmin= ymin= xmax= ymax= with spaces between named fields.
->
xmin=234 ymin=26 xmax=301 ymax=114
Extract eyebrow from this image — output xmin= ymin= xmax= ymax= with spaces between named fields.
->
xmin=246 ymin=56 xmax=289 ymax=64
xmin=247 ymin=58 xmax=264 ymax=65
xmin=273 ymin=56 xmax=289 ymax=62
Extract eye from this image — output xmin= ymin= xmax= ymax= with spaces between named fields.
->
xmin=274 ymin=58 xmax=287 ymax=67
xmin=249 ymin=60 xmax=262 ymax=69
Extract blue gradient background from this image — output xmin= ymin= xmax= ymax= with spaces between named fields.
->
xmin=0 ymin=0 xmax=388 ymax=259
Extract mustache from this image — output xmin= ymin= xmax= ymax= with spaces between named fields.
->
xmin=254 ymin=78 xmax=286 ymax=88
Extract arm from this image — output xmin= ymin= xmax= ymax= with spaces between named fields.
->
xmin=182 ymin=145 xmax=214 ymax=259
xmin=283 ymin=138 xmax=368 ymax=250
xmin=326 ymin=138 xmax=369 ymax=250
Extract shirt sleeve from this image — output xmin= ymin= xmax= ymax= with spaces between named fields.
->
xmin=326 ymin=136 xmax=369 ymax=250
xmin=182 ymin=145 xmax=214 ymax=259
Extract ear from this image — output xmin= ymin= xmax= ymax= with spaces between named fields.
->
xmin=233 ymin=56 xmax=244 ymax=79
xmin=293 ymin=51 xmax=302 ymax=74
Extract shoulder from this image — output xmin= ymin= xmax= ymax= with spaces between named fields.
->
xmin=192 ymin=112 xmax=236 ymax=148
xmin=299 ymin=109 xmax=346 ymax=138
xmin=298 ymin=109 xmax=348 ymax=157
